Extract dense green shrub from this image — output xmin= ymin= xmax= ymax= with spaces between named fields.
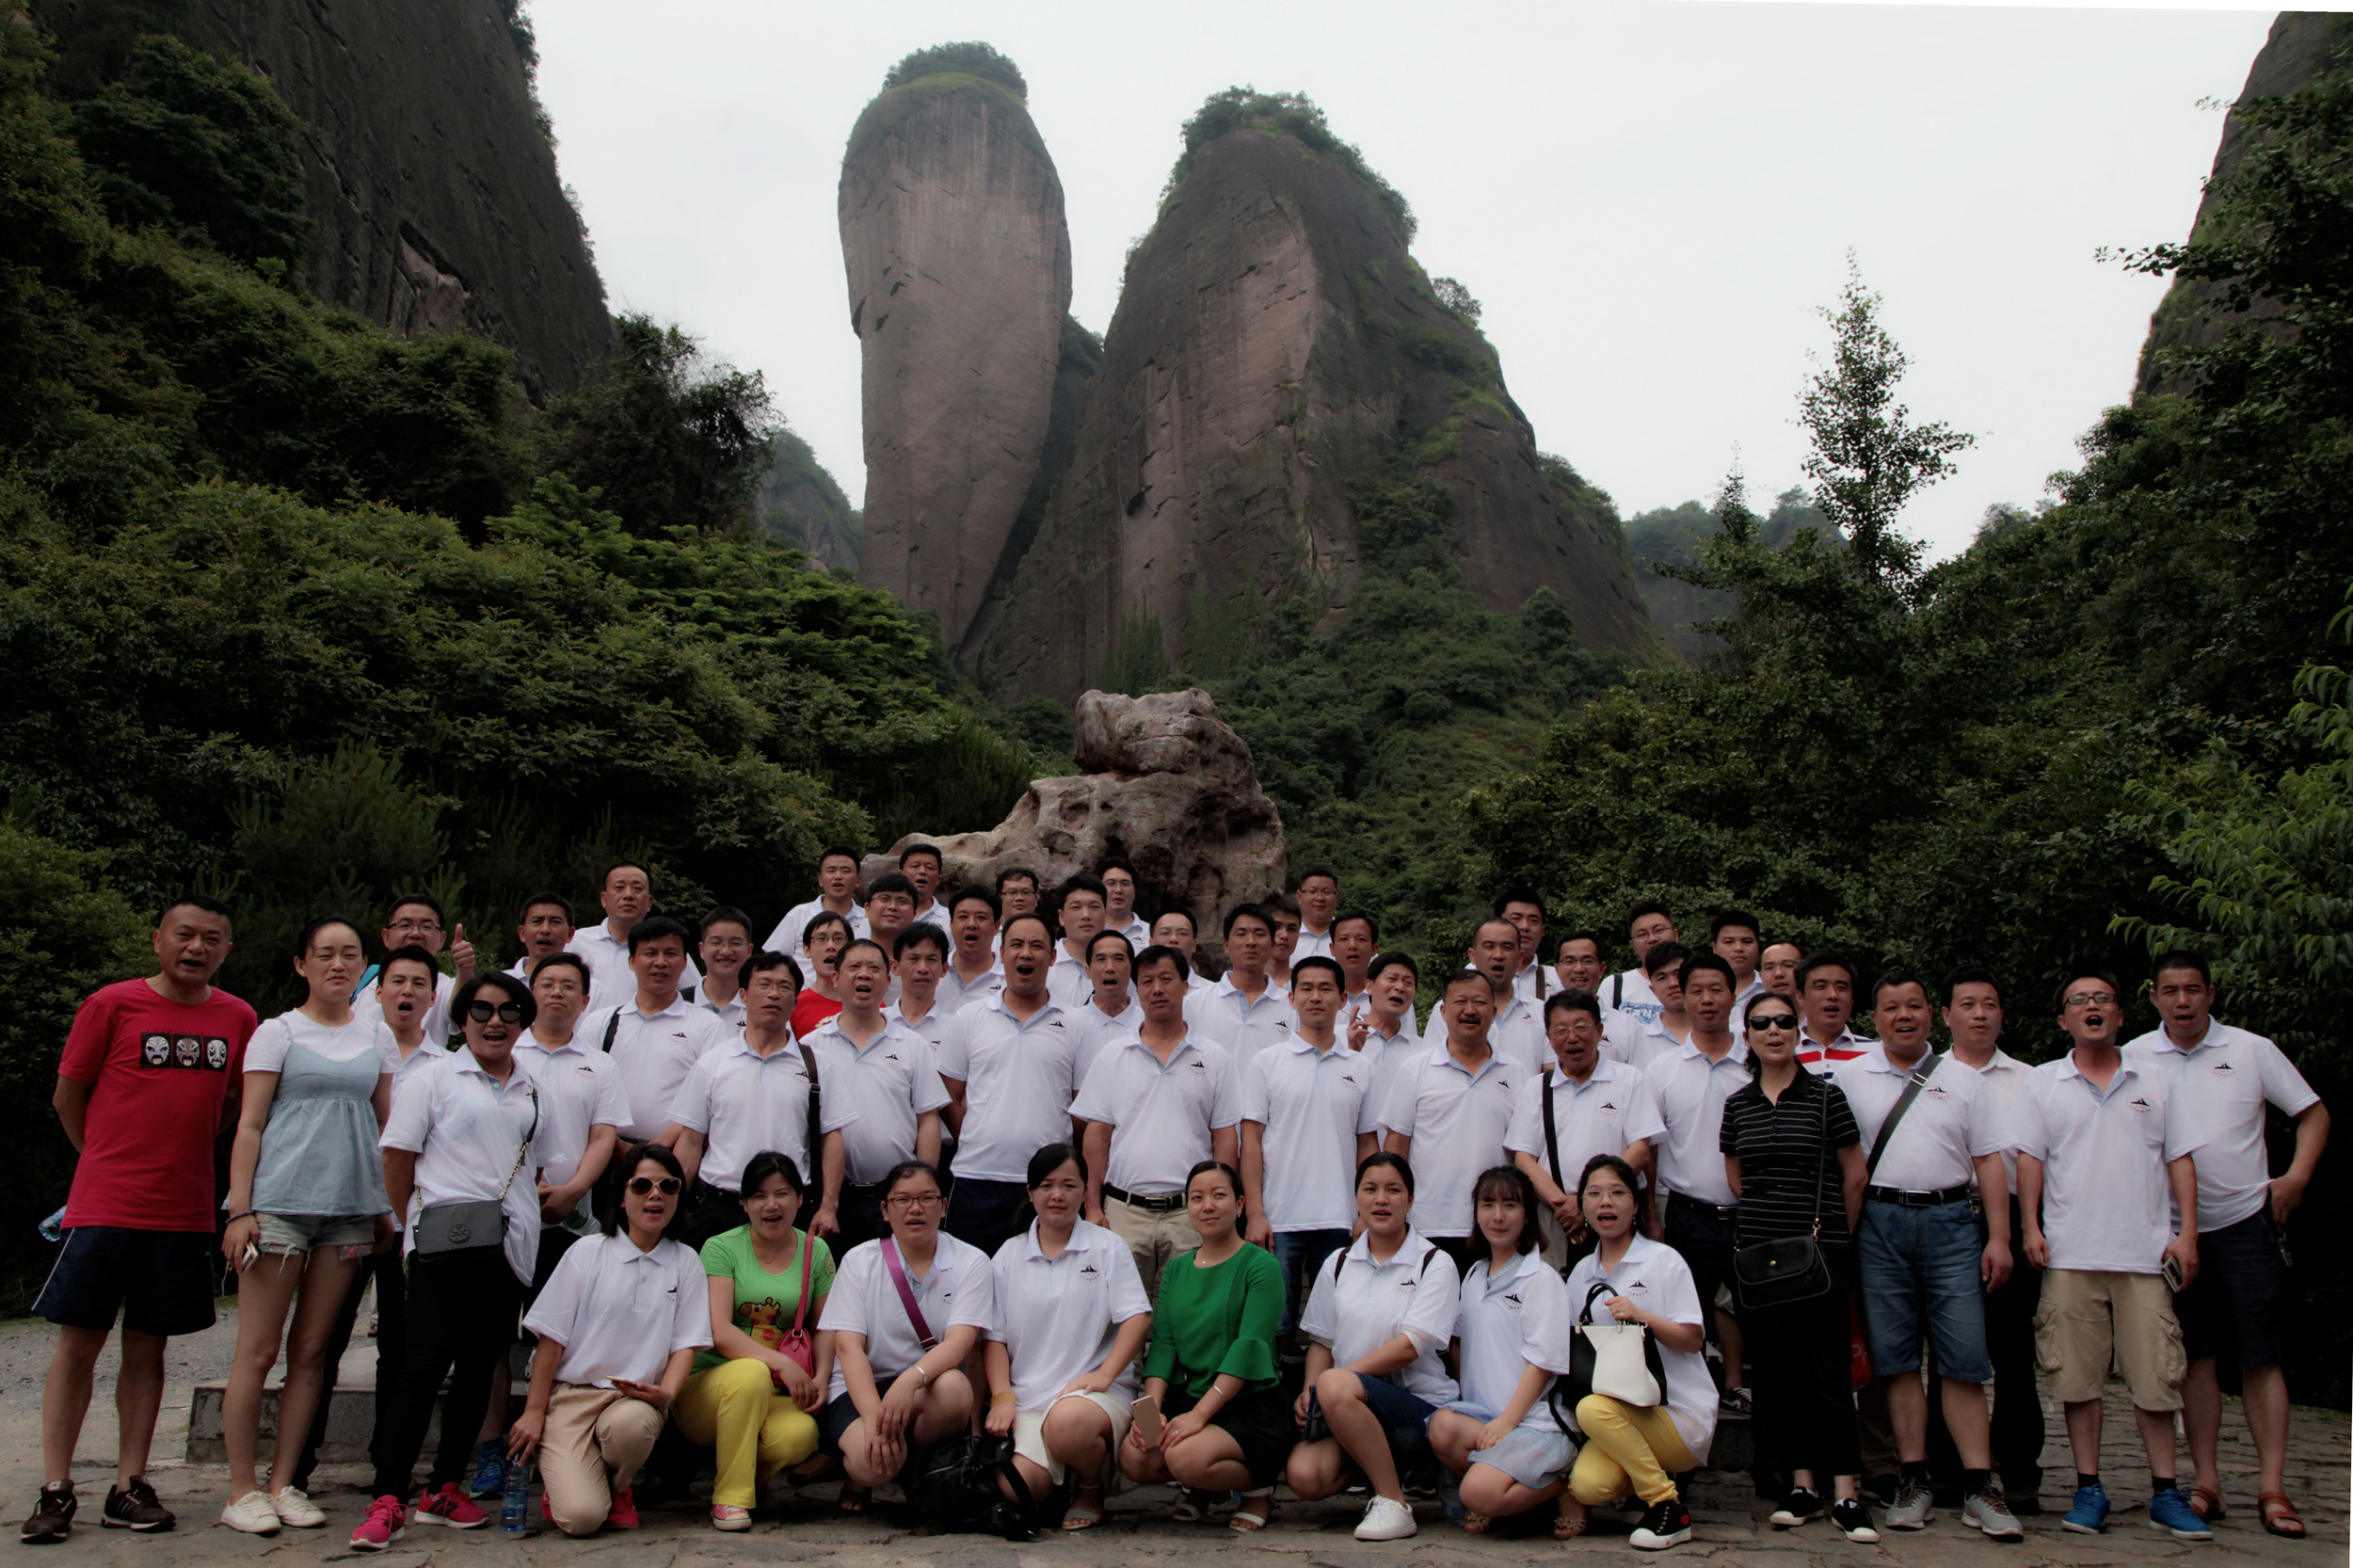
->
xmin=883 ymin=41 xmax=1026 ymax=100
xmin=1168 ymin=88 xmax=1414 ymax=240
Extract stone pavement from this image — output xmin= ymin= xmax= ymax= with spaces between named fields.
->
xmin=0 ymin=1308 xmax=2343 ymax=1567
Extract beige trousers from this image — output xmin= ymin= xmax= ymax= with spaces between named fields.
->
xmin=538 ymin=1383 xmax=665 ymax=1537
xmin=1105 ymin=1196 xmax=1196 ymax=1301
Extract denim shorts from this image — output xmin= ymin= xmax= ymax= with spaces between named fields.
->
xmin=256 ymin=1212 xmax=376 ymax=1257
xmin=1310 ymin=1371 xmax=1437 ymax=1470
xmin=2171 ymin=1207 xmax=2285 ymax=1368
xmin=1856 ymin=1198 xmax=1992 ymax=1382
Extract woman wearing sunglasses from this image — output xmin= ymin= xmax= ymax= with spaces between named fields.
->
xmin=813 ymin=1160 xmax=989 ymax=1511
xmin=673 ymin=1151 xmax=834 ymax=1530
xmin=509 ymin=1144 xmax=709 ymax=1535
xmin=353 ymin=973 xmax=548 ymax=1550
xmin=1722 ymin=990 xmax=1875 ymax=1543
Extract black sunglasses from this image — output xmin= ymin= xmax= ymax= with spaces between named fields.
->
xmin=626 ymin=1176 xmax=683 ymax=1196
xmin=1747 ymin=1013 xmax=1801 ymax=1031
xmin=466 ymin=1000 xmax=526 ymax=1024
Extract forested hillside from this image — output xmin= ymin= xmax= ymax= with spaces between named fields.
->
xmin=0 ymin=16 xmax=1043 ymax=1294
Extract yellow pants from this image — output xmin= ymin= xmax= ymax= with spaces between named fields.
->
xmin=672 ymin=1359 xmax=821 ymax=1509
xmin=1568 ymin=1395 xmax=1699 ymax=1508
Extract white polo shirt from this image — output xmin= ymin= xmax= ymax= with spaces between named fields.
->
xmin=1453 ymin=1250 xmax=1577 ymax=1431
xmin=1595 ymin=1008 xmax=1651 ymax=1069
xmin=935 ymin=998 xmax=1084 ymax=1183
xmin=1419 ymin=989 xmax=1546 ymax=1079
xmin=694 ymin=990 xmax=746 ymax=1032
xmin=521 ymin=1231 xmax=710 ymax=1387
xmin=1241 ymin=1037 xmax=1383 ymax=1232
xmin=1070 ymin=1031 xmax=1242 ymax=1196
xmin=2123 ymin=1022 xmax=2318 ymax=1231
xmin=1111 ymin=913 xmax=1150 ymax=950
xmin=1361 ymin=1023 xmax=1425 ymax=1110
xmin=1071 ymin=997 xmax=1142 ymax=1083
xmin=1511 ymin=960 xmax=1556 ymax=1009
xmin=986 ymin=1219 xmax=1153 ymax=1408
xmin=514 ymin=1032 xmax=627 ymax=1193
xmin=1504 ymin=1059 xmax=1668 ymax=1195
xmin=1641 ymin=1039 xmax=1753 ymax=1207
xmin=805 ymin=1016 xmax=952 ymax=1186
xmin=819 ymin=1231 xmax=995 ymax=1396
xmin=1955 ymin=1047 xmax=2034 ymax=1193
xmin=2011 ymin=1053 xmax=2204 ymax=1274
xmin=1047 ymin=952 xmax=1095 ymax=1011
xmin=1292 ymin=924 xmax=1335 ymax=961
xmin=1562 ymin=1236 xmax=1714 ymax=1461
xmin=390 ymin=1038 xmax=450 ymax=1109
xmin=1608 ymin=968 xmax=1663 ymax=1028
xmin=937 ymin=961 xmax=1005 ymax=1013
xmin=567 ymin=923 xmax=703 ymax=1013
xmin=357 ymin=969 xmax=457 ymax=1049
xmin=1834 ymin=1047 xmax=2009 ymax=1193
xmin=379 ymin=1048 xmax=546 ymax=1285
xmin=1185 ymin=974 xmax=1295 ymax=1067
xmin=580 ymin=996 xmax=730 ymax=1141
xmin=888 ymin=999 xmax=952 ymax=1059
xmin=1298 ymin=1231 xmax=1461 ymax=1403
xmin=1377 ymin=1045 xmax=1521 ymax=1238
xmin=667 ymin=1035 xmax=854 ymax=1192
xmin=762 ymin=900 xmax=865 ymax=976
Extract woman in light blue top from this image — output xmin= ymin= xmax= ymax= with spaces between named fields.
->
xmin=218 ymin=917 xmax=398 ymax=1534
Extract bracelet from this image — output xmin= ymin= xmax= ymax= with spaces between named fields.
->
xmin=910 ymin=1364 xmax=929 ymax=1385
xmin=227 ymin=1209 xmax=259 ymax=1224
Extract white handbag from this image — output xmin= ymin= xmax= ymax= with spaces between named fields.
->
xmin=1567 ymin=1282 xmax=1666 ymax=1408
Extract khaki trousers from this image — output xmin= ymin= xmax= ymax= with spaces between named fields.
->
xmin=539 ymin=1383 xmax=664 ymax=1537
xmin=1105 ymin=1195 xmax=1196 ymax=1301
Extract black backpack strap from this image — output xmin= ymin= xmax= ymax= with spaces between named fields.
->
xmin=796 ymin=1037 xmax=825 ymax=1205
xmin=1541 ymin=1067 xmax=1563 ymax=1192
xmin=1611 ymin=972 xmax=1622 ymax=1011
xmin=1865 ymin=1053 xmax=1943 ymax=1178
xmin=600 ymin=1008 xmax=622 ymax=1054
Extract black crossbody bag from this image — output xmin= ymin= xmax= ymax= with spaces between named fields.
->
xmin=1730 ymin=1082 xmax=1835 ymax=1311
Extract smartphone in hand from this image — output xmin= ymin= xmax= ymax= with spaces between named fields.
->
xmin=1129 ymin=1393 xmax=1163 ymax=1448
xmin=2161 ymin=1254 xmax=2186 ymax=1293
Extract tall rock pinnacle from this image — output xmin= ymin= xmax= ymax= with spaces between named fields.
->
xmin=839 ymin=44 xmax=1073 ymax=652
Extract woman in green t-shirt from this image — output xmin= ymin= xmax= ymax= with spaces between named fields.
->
xmin=671 ymin=1152 xmax=834 ymax=1531
xmin=1120 ymin=1160 xmax=1291 ymax=1531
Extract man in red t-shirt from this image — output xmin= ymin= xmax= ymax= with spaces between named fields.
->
xmin=24 ymin=896 xmax=256 ymax=1543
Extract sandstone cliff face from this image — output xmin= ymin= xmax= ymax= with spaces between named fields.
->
xmin=840 ymin=72 xmax=1073 ymax=654
xmin=2137 ymin=10 xmax=2353 ymax=394
xmin=36 ymin=0 xmax=612 ymax=402
xmin=973 ymin=125 xmax=1655 ymax=700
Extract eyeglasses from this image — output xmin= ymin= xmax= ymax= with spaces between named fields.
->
xmin=884 ymin=1192 xmax=944 ymax=1211
xmin=1748 ymin=1014 xmax=1801 ymax=1031
xmin=388 ymin=919 xmax=444 ymax=936
xmin=626 ymin=1176 xmax=683 ymax=1196
xmin=2063 ymin=991 xmax=2117 ymax=1009
xmin=466 ymin=1000 xmax=526 ymax=1023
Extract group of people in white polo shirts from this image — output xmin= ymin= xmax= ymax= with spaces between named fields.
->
xmin=126 ymin=855 xmax=2327 ymax=1556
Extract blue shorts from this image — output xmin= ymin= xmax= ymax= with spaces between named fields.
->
xmin=1311 ymin=1371 xmax=1437 ymax=1470
xmin=2172 ymin=1207 xmax=2285 ymax=1368
xmin=1856 ymin=1199 xmax=1992 ymax=1383
xmin=33 ymin=1226 xmax=216 ymax=1337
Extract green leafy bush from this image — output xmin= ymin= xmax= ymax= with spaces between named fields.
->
xmin=882 ymin=41 xmax=1026 ymax=100
xmin=1168 ymin=88 xmax=1414 ymax=240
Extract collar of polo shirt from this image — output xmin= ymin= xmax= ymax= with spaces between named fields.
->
xmin=1343 ymin=1226 xmax=1434 ymax=1267
xmin=1022 ymin=1221 xmax=1097 ymax=1260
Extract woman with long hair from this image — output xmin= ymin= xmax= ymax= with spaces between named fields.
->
xmin=509 ymin=1144 xmax=709 ymax=1536
xmin=1561 ymin=1154 xmax=1718 ymax=1551
xmin=1429 ymin=1165 xmax=1582 ymax=1538
xmin=983 ymin=1144 xmax=1152 ymax=1531
xmin=218 ymin=918 xmax=398 ymax=1534
xmin=1121 ymin=1161 xmax=1290 ymax=1532
xmin=1285 ymin=1152 xmax=1461 ymax=1542
xmin=1723 ymin=988 xmax=1873 ymax=1541
xmin=672 ymin=1151 xmax=834 ymax=1530
xmin=813 ymin=1160 xmax=987 ymax=1512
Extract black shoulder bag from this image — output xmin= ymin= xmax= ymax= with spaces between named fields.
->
xmin=1730 ymin=1081 xmax=1836 ymax=1311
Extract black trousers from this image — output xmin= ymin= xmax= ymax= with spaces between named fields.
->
xmin=368 ymin=1248 xmax=522 ymax=1498
xmin=1662 ymin=1194 xmax=1739 ymax=1349
xmin=1927 ymin=1198 xmax=2043 ymax=1492
xmin=293 ymin=1246 xmax=405 ymax=1490
xmin=1743 ymin=1246 xmax=1862 ymax=1482
xmin=832 ymin=1181 xmax=888 ymax=1251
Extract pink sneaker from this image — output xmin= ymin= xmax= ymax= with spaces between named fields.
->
xmin=606 ymin=1486 xmax=639 ymax=1530
xmin=411 ymin=1482 xmax=488 ymax=1528
xmin=348 ymin=1495 xmax=407 ymax=1551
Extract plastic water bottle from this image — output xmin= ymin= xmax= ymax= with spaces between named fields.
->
xmin=500 ymin=1458 xmax=531 ymax=1533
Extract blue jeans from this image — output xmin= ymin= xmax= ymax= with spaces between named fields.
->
xmin=1271 ymin=1228 xmax=1349 ymax=1339
xmin=1308 ymin=1372 xmax=1438 ymax=1472
xmin=1857 ymin=1199 xmax=1992 ymax=1381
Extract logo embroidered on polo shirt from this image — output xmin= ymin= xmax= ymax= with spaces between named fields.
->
xmin=1187 ymin=1060 xmax=1206 ymax=1074
xmin=1599 ymin=1099 xmax=1619 ymax=1112
xmin=2211 ymin=1061 xmax=2236 ymax=1077
xmin=2129 ymin=1096 xmax=2154 ymax=1112
xmin=1079 ymin=1261 xmax=1099 ymax=1278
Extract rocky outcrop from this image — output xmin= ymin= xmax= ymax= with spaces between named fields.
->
xmin=33 ymin=0 xmax=611 ymax=401
xmin=840 ymin=63 xmax=1073 ymax=653
xmin=753 ymin=430 xmax=863 ymax=574
xmin=973 ymin=119 xmax=1656 ymax=699
xmin=864 ymin=689 xmax=1284 ymax=940
xmin=2137 ymin=11 xmax=2353 ymax=394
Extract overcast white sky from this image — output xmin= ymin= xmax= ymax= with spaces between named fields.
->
xmin=529 ymin=0 xmax=2276 ymax=563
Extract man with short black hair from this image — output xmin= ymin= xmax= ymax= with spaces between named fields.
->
xmin=1643 ymin=949 xmax=1752 ymax=1414
xmin=1508 ymin=989 xmax=1663 ymax=1266
xmin=356 ymin=894 xmax=472 ymax=1048
xmin=24 ymin=897 xmax=256 ymax=1542
xmin=762 ymin=846 xmax=870 ymax=968
xmin=1185 ymin=904 xmax=1292 ymax=1065
xmin=861 ymin=872 xmax=919 ymax=973
xmin=694 ymin=905 xmax=756 ymax=1028
xmin=1553 ymin=930 xmax=1646 ymax=1064
xmin=504 ymin=892 xmax=576 ymax=986
xmin=1097 ymin=856 xmax=1149 ymax=948
xmin=1048 ymin=874 xmax=1110 ymax=1009
xmin=939 ymin=915 xmax=1081 ymax=1254
xmin=1292 ymin=866 xmax=1340 ymax=959
xmin=1330 ymin=910 xmax=1378 ymax=1013
xmin=1629 ymin=941 xmax=1693 ymax=1064
xmin=1421 ymin=916 xmax=1546 ymax=1076
xmin=580 ymin=915 xmax=728 ymax=1144
xmin=1795 ymin=952 xmax=1872 ymax=1076
xmin=1608 ymin=901 xmax=1679 ymax=1027
xmin=1711 ymin=909 xmax=1764 ymax=1009
xmin=2014 ymin=970 xmax=2206 ymax=1540
xmin=1071 ymin=929 xmax=1141 ymax=1080
xmin=2121 ymin=951 xmax=2328 ymax=1536
xmin=1380 ymin=968 xmax=1518 ymax=1271
xmin=1350 ymin=952 xmax=1423 ymax=1107
xmin=1263 ymin=893 xmax=1303 ymax=987
xmin=569 ymin=863 xmax=701 ymax=1004
xmin=1496 ymin=889 xmax=1552 ymax=1004
xmin=898 ymin=843 xmax=946 ymax=927
xmin=1150 ymin=908 xmax=1214 ymax=992
xmin=520 ymin=953 xmax=624 ymax=1258
xmin=1837 ymin=970 xmax=2019 ymax=1537
xmin=994 ymin=865 xmax=1040 ymax=921
xmin=804 ymin=938 xmax=948 ymax=1247
xmin=939 ymin=886 xmax=1005 ymax=1010
xmin=888 ymin=924 xmax=954 ymax=1054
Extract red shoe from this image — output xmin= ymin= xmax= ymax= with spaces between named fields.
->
xmin=606 ymin=1486 xmax=639 ymax=1530
xmin=347 ymin=1496 xmax=407 ymax=1551
xmin=411 ymin=1482 xmax=488 ymax=1528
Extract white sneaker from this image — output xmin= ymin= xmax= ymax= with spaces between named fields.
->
xmin=1355 ymin=1495 xmax=1418 ymax=1541
xmin=268 ymin=1486 xmax=326 ymax=1528
xmin=219 ymin=1492 xmax=280 ymax=1535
